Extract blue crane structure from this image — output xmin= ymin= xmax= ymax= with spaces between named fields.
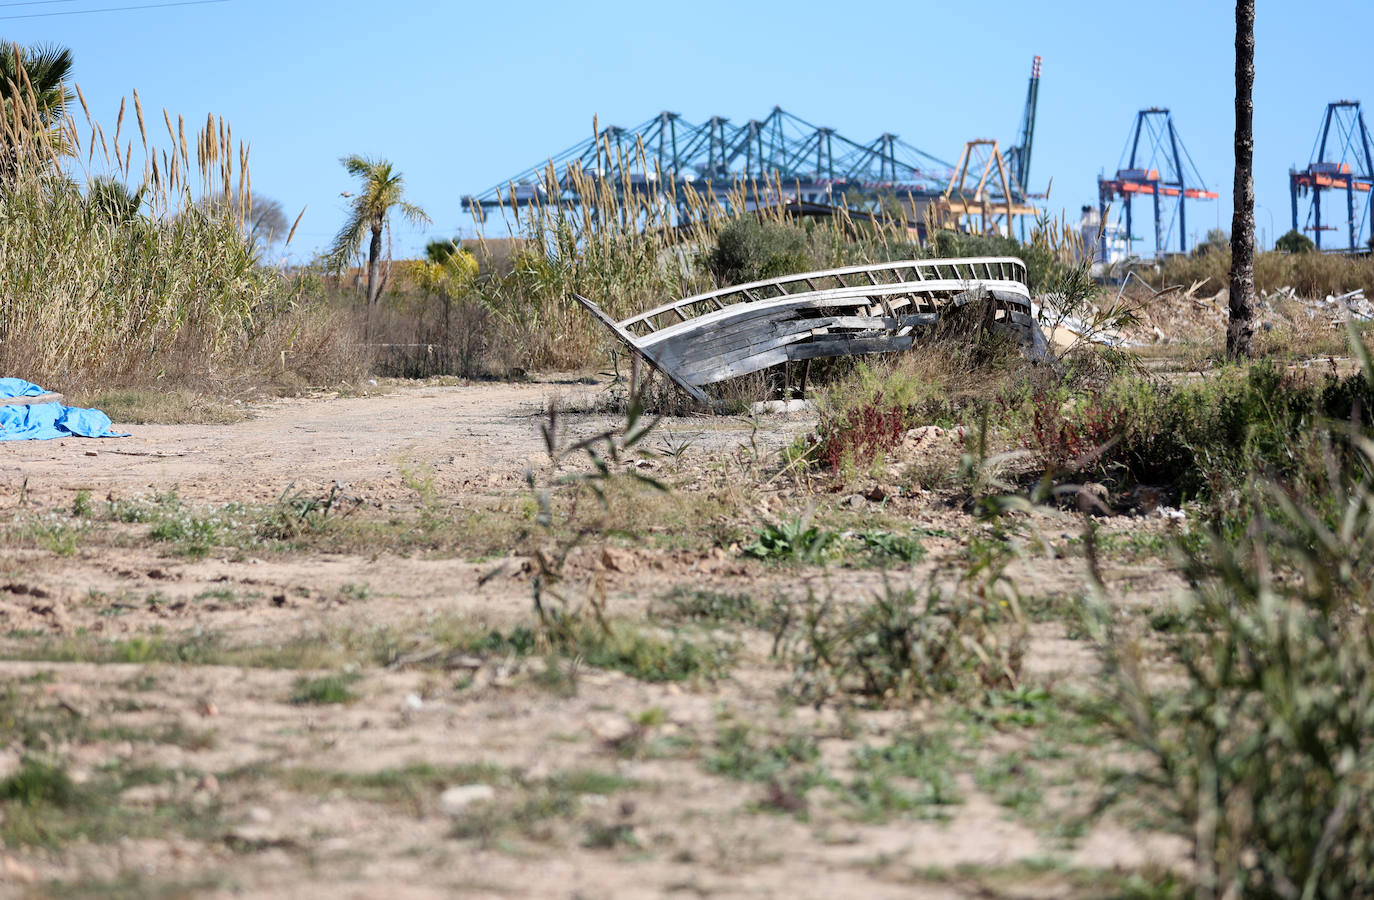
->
xmin=1289 ymin=100 xmax=1373 ymax=252
xmin=461 ymin=106 xmax=954 ymax=220
xmin=1097 ymin=108 xmax=1217 ymax=260
xmin=1004 ymin=55 xmax=1042 ymax=199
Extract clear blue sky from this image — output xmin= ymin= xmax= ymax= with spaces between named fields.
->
xmin=6 ymin=0 xmax=1371 ymax=259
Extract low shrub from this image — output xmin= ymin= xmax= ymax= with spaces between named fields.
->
xmin=1142 ymin=247 xmax=1374 ymax=300
xmin=1022 ymin=361 xmax=1373 ymax=497
xmin=814 ymin=391 xmax=910 ymax=474
xmin=1025 ymin=388 xmax=1119 ymax=474
xmin=1089 ymin=332 xmax=1374 ymax=897
xmin=783 ymin=583 xmax=1026 ymax=707
xmin=705 ymin=218 xmax=811 ymax=286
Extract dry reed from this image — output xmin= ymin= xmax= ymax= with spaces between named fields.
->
xmin=0 ymin=77 xmax=363 ymax=390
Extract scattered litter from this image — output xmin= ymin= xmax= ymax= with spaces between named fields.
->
xmin=1155 ymin=506 xmax=1187 ymax=521
xmin=108 ymin=449 xmax=196 ymax=458
xmin=749 ymin=399 xmax=814 ymax=415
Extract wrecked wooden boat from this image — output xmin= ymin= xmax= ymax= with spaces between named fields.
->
xmin=574 ymin=256 xmax=1041 ymax=405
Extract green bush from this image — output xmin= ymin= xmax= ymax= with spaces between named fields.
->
xmin=705 ymin=218 xmax=811 ymax=285
xmin=1090 ymin=332 xmax=1374 ymax=897
xmin=1276 ymin=228 xmax=1315 ymax=254
xmin=0 ymin=758 xmax=81 ymax=809
xmin=1026 ymin=363 xmax=1373 ymax=497
xmin=289 ymin=673 xmax=361 ymax=705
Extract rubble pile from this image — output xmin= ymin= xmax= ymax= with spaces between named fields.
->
xmin=1112 ymin=280 xmax=1372 ymax=345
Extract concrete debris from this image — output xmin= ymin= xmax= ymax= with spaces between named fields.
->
xmin=1032 ymin=301 xmax=1134 ymax=350
xmin=750 ymin=399 xmax=814 ymax=415
xmin=1123 ymin=283 xmax=1372 ymax=345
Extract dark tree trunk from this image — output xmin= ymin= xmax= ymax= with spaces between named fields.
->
xmin=366 ymin=220 xmax=384 ymax=310
xmin=1227 ymin=0 xmax=1257 ymax=359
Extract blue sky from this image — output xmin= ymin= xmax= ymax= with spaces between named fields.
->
xmin=6 ymin=0 xmax=1372 ymax=259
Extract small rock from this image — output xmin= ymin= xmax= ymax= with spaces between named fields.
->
xmin=841 ymin=493 xmax=865 ymax=509
xmin=84 ymin=450 xmax=98 ymax=457
xmin=194 ymin=774 xmax=220 ymax=795
xmin=246 ymin=806 xmax=273 ymax=824
xmin=863 ymin=483 xmax=897 ymax=502
xmin=904 ymin=425 xmax=943 ymax=442
xmin=1 ymin=855 xmax=38 ymax=884
xmin=439 ymin=784 xmax=495 ymax=817
xmin=404 ymin=693 xmax=423 ymax=710
xmin=600 ymin=547 xmax=637 ymax=574
xmin=1075 ymin=482 xmax=1110 ymax=513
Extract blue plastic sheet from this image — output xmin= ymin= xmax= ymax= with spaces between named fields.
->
xmin=0 ymin=378 xmax=127 ymax=442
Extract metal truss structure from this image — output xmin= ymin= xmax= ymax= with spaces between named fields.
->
xmin=1289 ymin=100 xmax=1373 ymax=252
xmin=461 ymin=106 xmax=955 ymax=219
xmin=1097 ymin=108 xmax=1217 ymax=259
xmin=933 ymin=140 xmax=1039 ymax=238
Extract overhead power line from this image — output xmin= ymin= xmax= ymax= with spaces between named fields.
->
xmin=0 ymin=0 xmax=227 ymax=19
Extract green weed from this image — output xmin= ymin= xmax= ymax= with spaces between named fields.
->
xmin=852 ymin=529 xmax=927 ymax=566
xmin=784 ymin=583 xmax=1026 ymax=707
xmin=654 ymin=587 xmax=759 ymax=624
xmin=743 ymin=516 xmax=837 ymax=564
xmin=70 ymin=490 xmax=92 ymax=518
xmin=843 ymin=732 xmax=963 ymax=822
xmin=288 ymin=672 xmax=362 ymax=705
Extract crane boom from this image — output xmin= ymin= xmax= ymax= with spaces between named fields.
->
xmin=1007 ymin=55 xmax=1041 ymax=193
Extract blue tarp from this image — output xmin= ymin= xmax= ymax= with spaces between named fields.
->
xmin=0 ymin=378 xmax=127 ymax=442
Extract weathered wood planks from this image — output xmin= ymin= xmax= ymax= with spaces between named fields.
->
xmin=575 ymin=257 xmax=1039 ymax=407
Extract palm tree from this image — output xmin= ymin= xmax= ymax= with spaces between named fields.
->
xmin=0 ymin=40 xmax=73 ymax=175
xmin=87 ymin=175 xmax=144 ymax=224
xmin=418 ymin=237 xmax=478 ymax=347
xmin=327 ymin=155 xmax=429 ymax=320
xmin=1227 ymin=0 xmax=1256 ymax=359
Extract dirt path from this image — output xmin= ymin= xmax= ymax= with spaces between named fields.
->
xmin=0 ymin=380 xmax=812 ymax=507
xmin=0 ymin=382 xmax=1186 ymax=899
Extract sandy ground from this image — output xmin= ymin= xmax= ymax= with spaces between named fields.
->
xmin=2 ymin=381 xmax=809 ymax=505
xmin=0 ymin=381 xmax=1186 ymax=899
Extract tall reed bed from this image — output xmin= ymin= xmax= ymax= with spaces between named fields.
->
xmin=467 ymin=122 xmax=930 ymax=370
xmin=1143 ymin=247 xmax=1374 ymax=299
xmin=0 ymin=74 xmax=360 ymax=390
